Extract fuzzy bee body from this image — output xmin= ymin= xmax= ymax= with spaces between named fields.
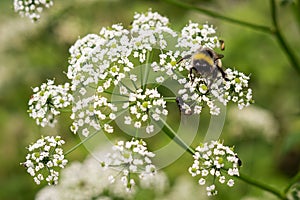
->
xmin=176 ymin=45 xmax=228 ymax=114
xmin=178 ymin=46 xmax=228 ymax=84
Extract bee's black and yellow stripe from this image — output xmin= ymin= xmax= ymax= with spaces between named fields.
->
xmin=192 ymin=53 xmax=214 ymax=66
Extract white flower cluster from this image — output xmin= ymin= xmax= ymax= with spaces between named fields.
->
xmin=21 ymin=136 xmax=68 ymax=185
xmin=101 ymin=138 xmax=156 ymax=191
xmin=36 ymin=147 xmax=169 ymax=200
xmin=177 ymin=22 xmax=219 ymax=56
xmin=175 ymin=69 xmax=253 ymax=115
xmin=177 ymin=78 xmax=220 ymax=115
xmin=66 ymin=10 xmax=178 ymax=137
xmin=188 ymin=140 xmax=240 ymax=196
xmin=222 ymin=68 xmax=253 ymax=109
xmin=28 ymin=80 xmax=73 ymax=127
xmin=122 ymin=88 xmax=168 ymax=133
xmin=14 ymin=0 xmax=53 ymax=22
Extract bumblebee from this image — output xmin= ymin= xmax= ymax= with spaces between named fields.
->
xmin=177 ymin=45 xmax=229 ymax=85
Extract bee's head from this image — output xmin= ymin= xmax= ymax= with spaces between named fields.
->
xmin=197 ymin=46 xmax=224 ymax=61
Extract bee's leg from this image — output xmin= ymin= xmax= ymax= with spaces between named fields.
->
xmin=217 ymin=66 xmax=229 ymax=81
xmin=215 ymin=59 xmax=229 ymax=81
xmin=189 ymin=67 xmax=195 ymax=83
xmin=177 ymin=54 xmax=192 ymax=64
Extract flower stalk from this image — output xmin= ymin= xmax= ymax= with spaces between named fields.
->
xmin=161 ymin=0 xmax=273 ymax=34
xmin=161 ymin=0 xmax=300 ymax=75
xmin=159 ymin=117 xmax=195 ymax=155
xmin=236 ymin=172 xmax=287 ymax=200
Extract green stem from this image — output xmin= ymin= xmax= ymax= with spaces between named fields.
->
xmin=64 ymin=130 xmax=99 ymax=156
xmin=161 ymin=0 xmax=273 ymax=34
xmin=126 ymin=71 xmax=138 ymax=90
xmin=162 ymin=0 xmax=300 ymax=74
xmin=103 ymin=90 xmax=128 ymax=97
xmin=163 ymin=97 xmax=177 ymax=102
xmin=270 ymin=0 xmax=300 ymax=74
xmin=236 ymin=172 xmax=287 ymax=200
xmin=142 ymin=51 xmax=151 ymax=91
xmin=284 ymin=170 xmax=300 ymax=194
xmin=158 ymin=113 xmax=286 ymax=198
xmin=159 ymin=117 xmax=195 ymax=154
xmin=64 ymin=107 xmax=129 ymax=156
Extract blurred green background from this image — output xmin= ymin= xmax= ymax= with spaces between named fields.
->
xmin=0 ymin=0 xmax=300 ymax=199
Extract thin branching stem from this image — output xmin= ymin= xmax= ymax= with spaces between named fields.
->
xmin=159 ymin=117 xmax=288 ymax=199
xmin=161 ymin=0 xmax=300 ymax=75
xmin=64 ymin=108 xmax=128 ymax=156
xmin=270 ymin=0 xmax=300 ymax=74
xmin=159 ymin=117 xmax=195 ymax=154
xmin=284 ymin=170 xmax=300 ymax=194
xmin=161 ymin=0 xmax=273 ymax=34
xmin=236 ymin=172 xmax=287 ymax=200
xmin=64 ymin=130 xmax=98 ymax=156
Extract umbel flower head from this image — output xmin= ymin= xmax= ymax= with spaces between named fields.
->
xmin=28 ymin=79 xmax=73 ymax=127
xmin=64 ymin=9 xmax=253 ymax=137
xmin=14 ymin=0 xmax=54 ymax=22
xmin=21 ymin=136 xmax=68 ymax=185
xmin=101 ymin=138 xmax=156 ymax=191
xmin=188 ymin=140 xmax=240 ymax=196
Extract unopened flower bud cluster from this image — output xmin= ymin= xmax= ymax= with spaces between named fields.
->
xmin=188 ymin=140 xmax=240 ymax=196
xmin=21 ymin=136 xmax=68 ymax=185
xmin=28 ymin=79 xmax=73 ymax=127
xmin=14 ymin=0 xmax=53 ymax=22
xmin=101 ymin=138 xmax=156 ymax=191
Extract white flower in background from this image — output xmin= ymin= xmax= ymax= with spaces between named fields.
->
xmin=228 ymin=106 xmax=279 ymax=142
xmin=188 ymin=140 xmax=240 ymax=196
xmin=14 ymin=0 xmax=54 ymax=22
xmin=101 ymin=138 xmax=156 ymax=191
xmin=28 ymin=79 xmax=73 ymax=127
xmin=21 ymin=136 xmax=68 ymax=185
xmin=160 ymin=176 xmax=209 ymax=200
xmin=36 ymin=146 xmax=168 ymax=200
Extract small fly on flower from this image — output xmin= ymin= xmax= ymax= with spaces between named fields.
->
xmin=177 ymin=46 xmax=229 ymax=84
